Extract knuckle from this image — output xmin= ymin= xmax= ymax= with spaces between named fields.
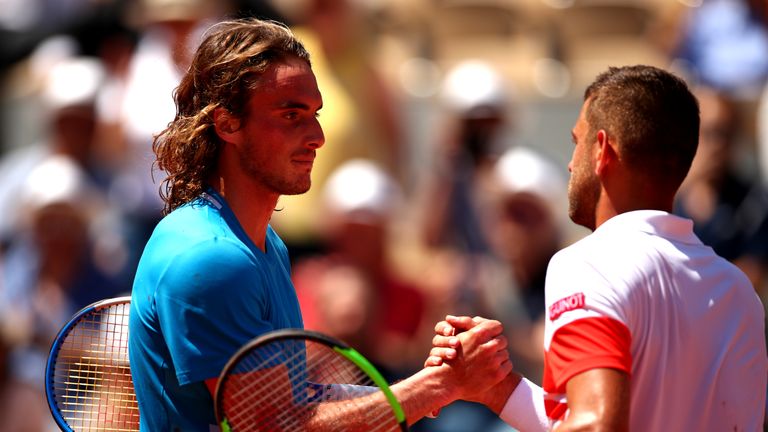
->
xmin=434 ymin=321 xmax=446 ymax=333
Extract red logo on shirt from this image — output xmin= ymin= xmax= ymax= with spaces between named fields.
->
xmin=549 ymin=292 xmax=585 ymax=321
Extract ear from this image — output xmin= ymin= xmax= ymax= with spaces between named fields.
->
xmin=213 ymin=107 xmax=243 ymax=145
xmin=594 ymin=129 xmax=617 ymax=176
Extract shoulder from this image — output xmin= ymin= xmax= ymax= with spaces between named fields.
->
xmin=546 ymin=232 xmax=641 ymax=324
xmin=140 ymin=226 xmax=259 ymax=305
xmin=549 ymin=219 xmax=666 ymax=284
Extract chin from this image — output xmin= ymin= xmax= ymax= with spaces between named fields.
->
xmin=281 ymin=181 xmax=312 ymax=196
xmin=568 ymin=209 xmax=595 ymax=232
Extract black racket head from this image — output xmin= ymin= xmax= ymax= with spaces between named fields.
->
xmin=44 ymin=296 xmax=139 ymax=432
xmin=215 ymin=329 xmax=407 ymax=432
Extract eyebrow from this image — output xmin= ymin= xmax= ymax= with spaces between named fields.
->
xmin=276 ymin=101 xmax=323 ymax=111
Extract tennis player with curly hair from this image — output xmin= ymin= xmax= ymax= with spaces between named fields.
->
xmin=129 ymin=18 xmax=512 ymax=431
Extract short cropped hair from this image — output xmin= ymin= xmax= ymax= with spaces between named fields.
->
xmin=153 ymin=18 xmax=311 ymax=214
xmin=584 ymin=65 xmax=700 ymax=192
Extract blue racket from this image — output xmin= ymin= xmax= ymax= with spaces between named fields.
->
xmin=44 ymin=296 xmax=139 ymax=431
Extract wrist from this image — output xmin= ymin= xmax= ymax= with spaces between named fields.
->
xmin=485 ymin=372 xmax=523 ymax=414
xmin=499 ymin=376 xmax=548 ymax=432
xmin=391 ymin=366 xmax=458 ymax=424
xmin=424 ymin=365 xmax=462 ymax=406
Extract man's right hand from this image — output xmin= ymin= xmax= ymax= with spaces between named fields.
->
xmin=425 ymin=315 xmax=522 ymax=413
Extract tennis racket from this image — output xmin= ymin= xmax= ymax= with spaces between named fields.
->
xmin=215 ymin=329 xmax=408 ymax=432
xmin=45 ymin=296 xmax=139 ymax=431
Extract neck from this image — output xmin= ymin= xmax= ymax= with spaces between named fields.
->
xmin=212 ymin=175 xmax=279 ymax=252
xmin=595 ymin=182 xmax=674 ymax=229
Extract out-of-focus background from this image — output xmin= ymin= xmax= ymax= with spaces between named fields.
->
xmin=1 ymin=0 xmax=767 ymax=430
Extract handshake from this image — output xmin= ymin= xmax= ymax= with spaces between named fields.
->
xmin=364 ymin=314 xmax=549 ymax=430
xmin=420 ymin=315 xmax=520 ymax=415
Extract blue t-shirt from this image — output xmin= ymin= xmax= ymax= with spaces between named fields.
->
xmin=128 ymin=190 xmax=303 ymax=431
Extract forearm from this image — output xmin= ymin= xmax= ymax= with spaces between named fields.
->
xmin=552 ymin=413 xmax=613 ymax=432
xmin=390 ymin=367 xmax=458 ymax=425
xmin=304 ymin=367 xmax=456 ymax=429
xmin=554 ymin=369 xmax=630 ymax=432
xmin=304 ymin=391 xmax=395 ymax=431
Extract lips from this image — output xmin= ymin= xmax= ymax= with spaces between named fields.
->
xmin=292 ymin=151 xmax=316 ymax=167
xmin=292 ymin=158 xmax=315 ymax=170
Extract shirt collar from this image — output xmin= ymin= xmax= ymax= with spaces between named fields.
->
xmin=596 ymin=210 xmax=699 ymax=245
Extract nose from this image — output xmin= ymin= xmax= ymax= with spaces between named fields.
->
xmin=307 ymin=117 xmax=325 ymax=149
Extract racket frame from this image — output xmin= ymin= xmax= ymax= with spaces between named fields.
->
xmin=215 ymin=328 xmax=408 ymax=432
xmin=44 ymin=296 xmax=135 ymax=432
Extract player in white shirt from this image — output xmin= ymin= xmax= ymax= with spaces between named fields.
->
xmin=427 ymin=65 xmax=768 ymax=431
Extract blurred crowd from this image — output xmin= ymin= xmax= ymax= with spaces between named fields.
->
xmin=0 ymin=0 xmax=767 ymax=430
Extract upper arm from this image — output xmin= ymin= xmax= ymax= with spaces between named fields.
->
xmin=206 ymin=378 xmax=218 ymax=397
xmin=555 ymin=368 xmax=630 ymax=432
xmin=156 ymin=242 xmax=273 ymax=385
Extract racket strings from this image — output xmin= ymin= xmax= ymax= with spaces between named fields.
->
xmin=221 ymin=339 xmax=401 ymax=431
xmin=50 ymin=302 xmax=139 ymax=431
xmin=226 ymin=344 xmax=312 ymax=430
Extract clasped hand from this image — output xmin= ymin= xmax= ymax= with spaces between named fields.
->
xmin=423 ymin=315 xmax=513 ymax=408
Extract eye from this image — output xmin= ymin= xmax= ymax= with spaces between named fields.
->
xmin=283 ymin=112 xmax=299 ymax=120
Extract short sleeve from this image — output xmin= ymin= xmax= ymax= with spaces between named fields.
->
xmin=544 ymin=249 xmax=630 ymax=342
xmin=542 ymin=244 xmax=633 ymax=407
xmin=155 ymin=238 xmax=275 ymax=385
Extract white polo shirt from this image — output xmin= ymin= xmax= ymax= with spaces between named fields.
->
xmin=542 ymin=210 xmax=767 ymax=431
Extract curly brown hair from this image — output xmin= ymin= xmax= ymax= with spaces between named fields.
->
xmin=153 ymin=18 xmax=311 ymax=214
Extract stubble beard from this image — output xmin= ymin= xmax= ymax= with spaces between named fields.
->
xmin=240 ymin=146 xmax=313 ymax=196
xmin=567 ymin=167 xmax=600 ymax=231
xmin=254 ymin=166 xmax=312 ymax=196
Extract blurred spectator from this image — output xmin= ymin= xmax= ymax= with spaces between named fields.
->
xmin=759 ymin=79 xmax=768 ymax=186
xmin=0 ymin=53 xmax=105 ymax=242
xmin=0 ymin=55 xmax=130 ymax=432
xmin=294 ymin=159 xmax=431 ymax=380
xmin=480 ymin=146 xmax=568 ymax=381
xmin=674 ymin=86 xmax=768 ymax=293
xmin=299 ymin=260 xmax=377 ymax=353
xmin=0 ymin=156 xmax=89 ymax=432
xmin=421 ymin=60 xmax=511 ymax=252
xmin=416 ymin=59 xmax=513 ymax=317
xmin=665 ymin=0 xmax=768 ymax=100
xmin=107 ymin=0 xmax=229 ymax=241
xmin=414 ymin=146 xmax=569 ymax=432
xmin=0 ymin=53 xmax=133 ymax=291
xmin=410 ymin=60 xmax=520 ymax=432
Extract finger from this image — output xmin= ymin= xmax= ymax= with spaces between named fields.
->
xmin=434 ymin=321 xmax=455 ymax=336
xmin=458 ymin=322 xmax=502 ymax=351
xmin=429 ymin=346 xmax=458 ymax=360
xmin=497 ymin=357 xmax=514 ymax=379
xmin=481 ymin=335 xmax=508 ymax=352
xmin=459 ymin=320 xmax=504 ymax=352
xmin=432 ymin=334 xmax=460 ymax=349
xmin=467 ymin=319 xmax=504 ymax=340
xmin=472 ymin=316 xmax=488 ymax=324
xmin=446 ymin=315 xmax=478 ymax=331
xmin=424 ymin=356 xmax=444 ymax=368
